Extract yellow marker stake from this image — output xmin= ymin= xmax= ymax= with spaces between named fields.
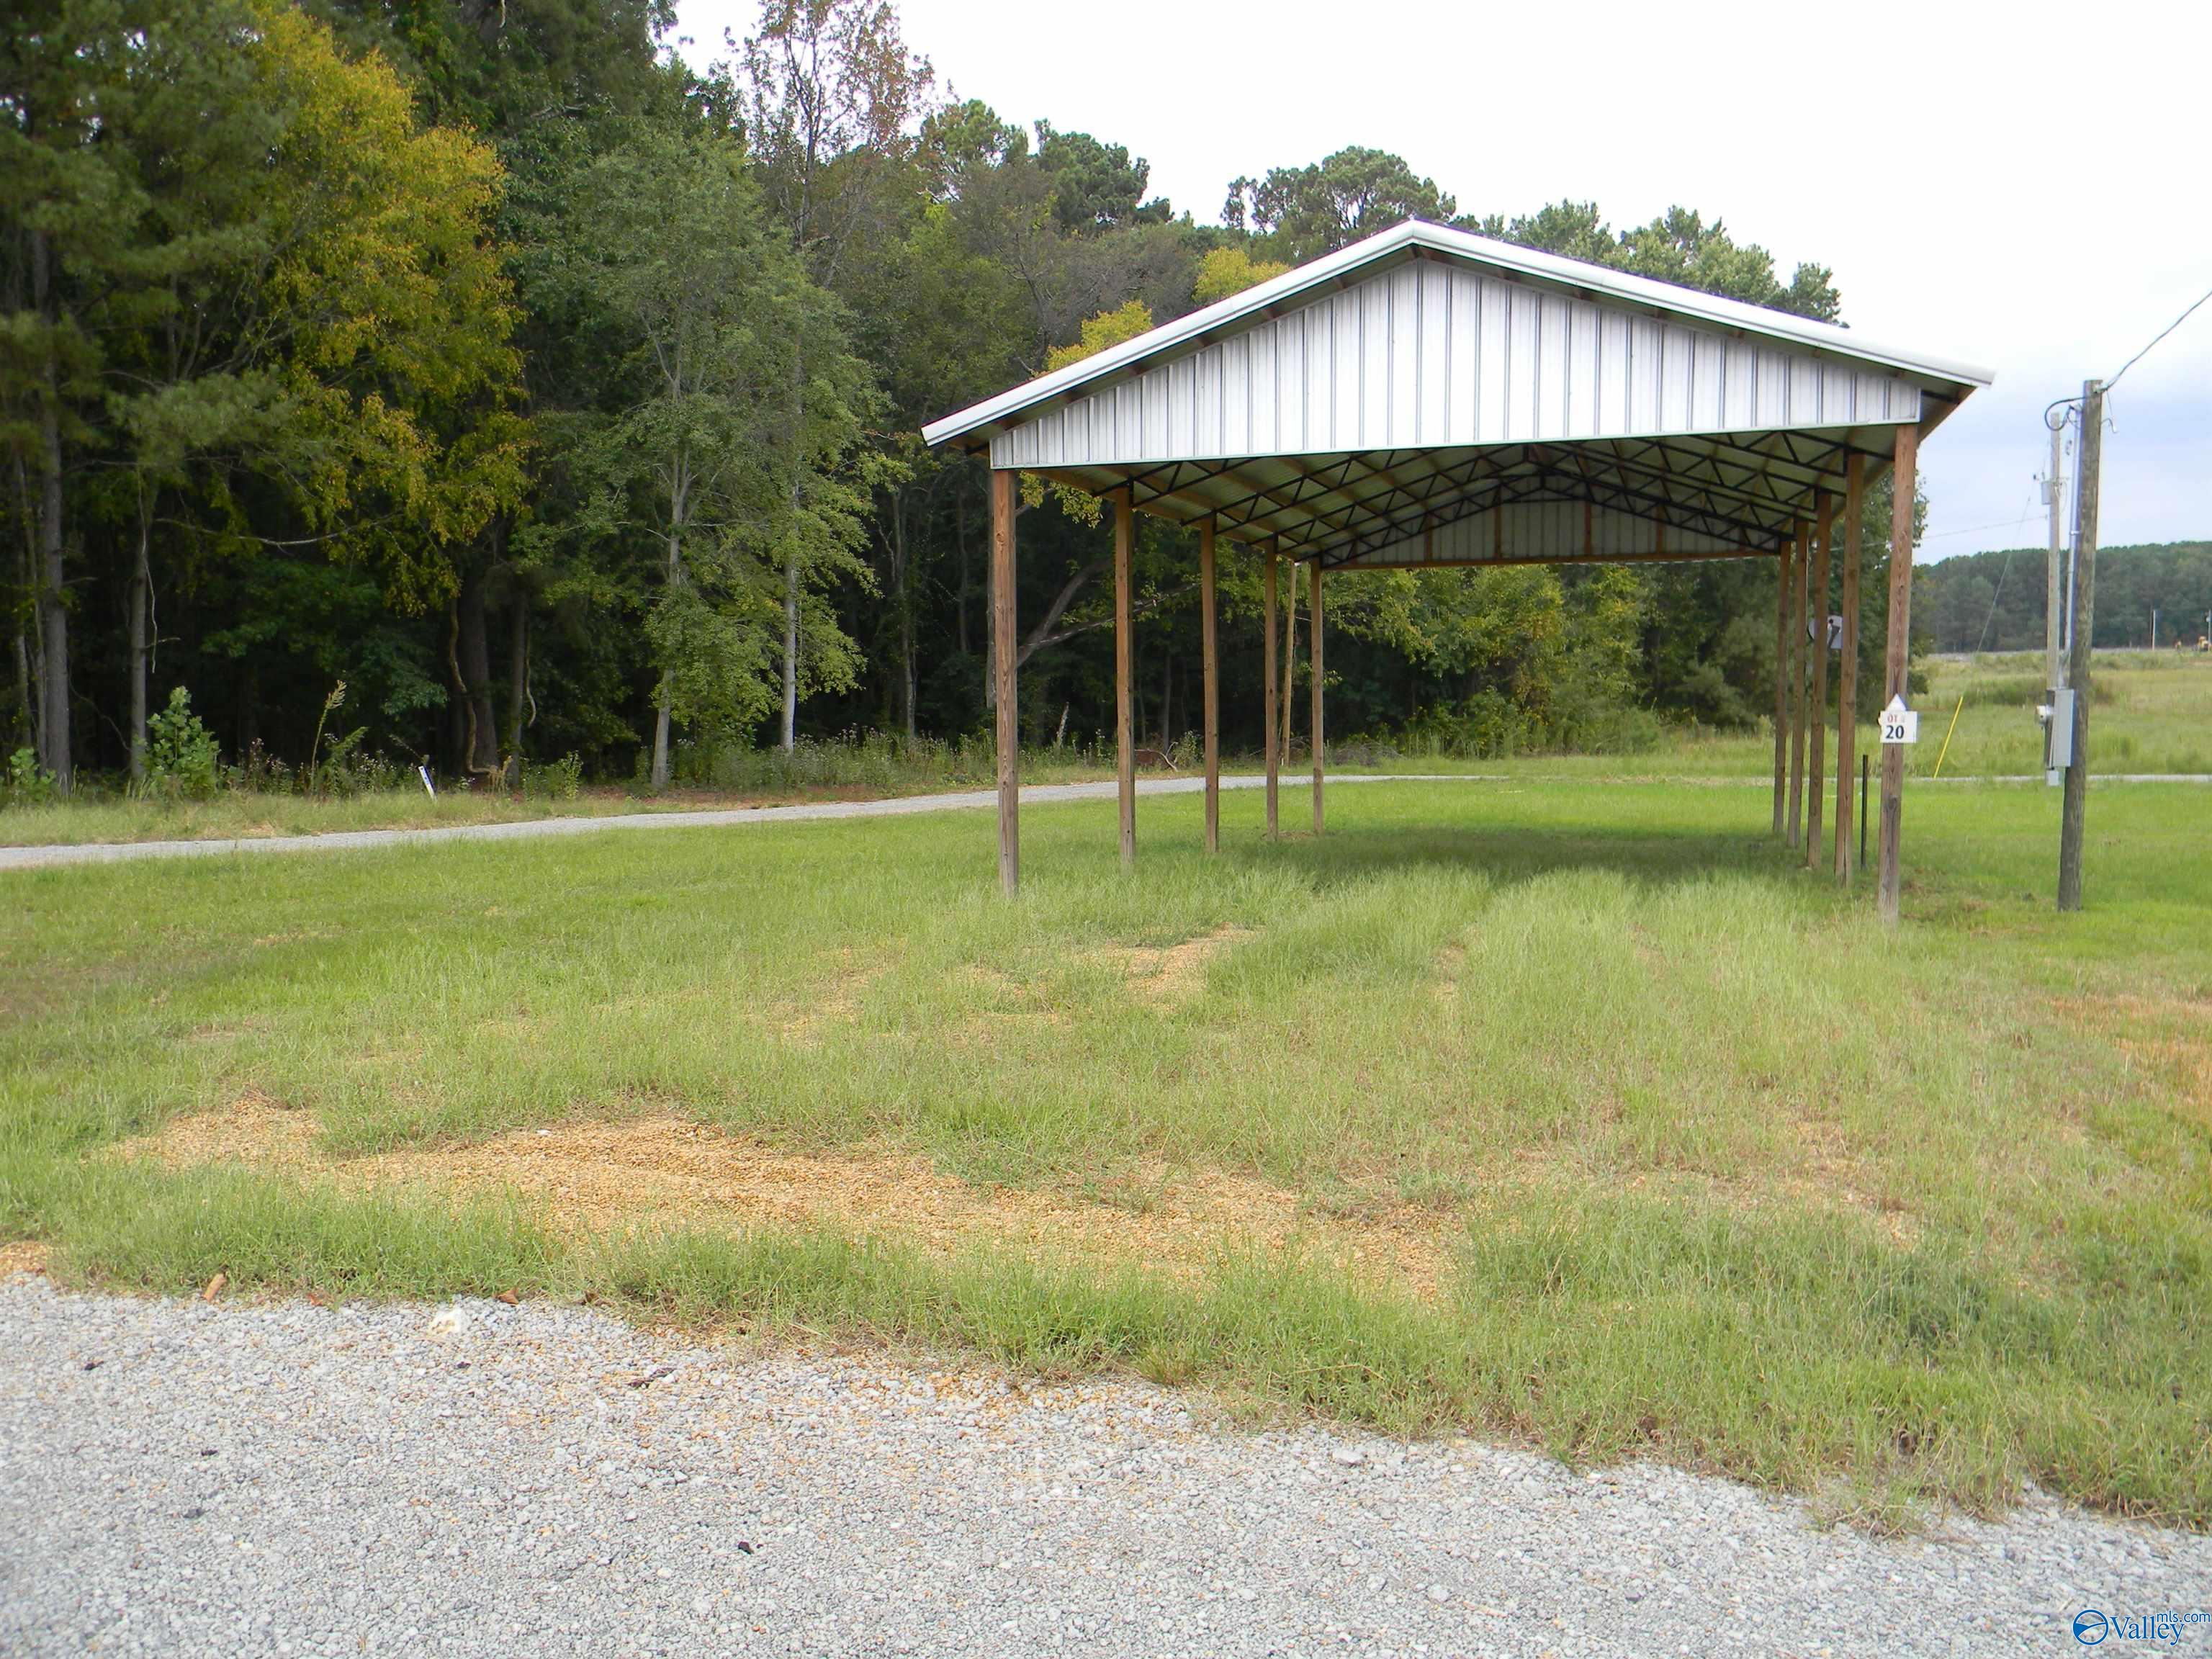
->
xmin=1931 ymin=693 xmax=1966 ymax=778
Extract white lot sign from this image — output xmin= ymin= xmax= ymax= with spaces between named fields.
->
xmin=1880 ymin=694 xmax=1920 ymax=746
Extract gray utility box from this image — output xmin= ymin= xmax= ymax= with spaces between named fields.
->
xmin=2041 ymin=688 xmax=2075 ymax=781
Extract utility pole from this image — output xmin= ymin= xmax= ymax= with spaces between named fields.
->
xmin=1876 ymin=424 xmax=1920 ymax=926
xmin=2044 ymin=417 xmax=2066 ymax=694
xmin=2057 ymin=379 xmax=2103 ymax=912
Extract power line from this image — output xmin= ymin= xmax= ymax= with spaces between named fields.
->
xmin=2106 ymin=280 xmax=2212 ymax=391
xmin=1974 ymin=546 xmax=2020 ymax=652
xmin=1921 ymin=508 xmax=2042 ymax=543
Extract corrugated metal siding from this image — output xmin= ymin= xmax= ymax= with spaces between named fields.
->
xmin=989 ymin=262 xmax=1922 ymax=471
xmin=1340 ymin=503 xmax=1745 ymax=569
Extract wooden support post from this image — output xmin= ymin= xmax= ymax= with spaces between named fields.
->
xmin=1200 ymin=518 xmax=1219 ymax=854
xmin=991 ymin=469 xmax=1018 ymax=894
xmin=1771 ymin=537 xmax=1792 ymax=836
xmin=1263 ymin=543 xmax=1280 ymax=837
xmin=1786 ymin=523 xmax=1809 ymax=850
xmin=1309 ymin=558 xmax=1324 ymax=835
xmin=2057 ymin=379 xmax=2103 ymax=912
xmin=1113 ymin=487 xmax=1135 ymax=871
xmin=1805 ymin=494 xmax=1834 ymax=866
xmin=1834 ymin=454 xmax=1864 ymax=881
xmin=1877 ymin=424 xmax=1920 ymax=924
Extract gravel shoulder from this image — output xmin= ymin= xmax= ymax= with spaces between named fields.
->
xmin=5 ymin=1274 xmax=2206 ymax=1658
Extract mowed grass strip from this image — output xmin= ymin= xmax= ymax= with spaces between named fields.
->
xmin=3 ymin=778 xmax=2208 ymax=1526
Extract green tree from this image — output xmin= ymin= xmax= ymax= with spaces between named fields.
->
xmin=0 ymin=0 xmax=521 ymax=790
xmin=1485 ymin=201 xmax=1840 ymax=320
xmin=306 ymin=0 xmax=673 ymax=132
xmin=1222 ymin=147 xmax=1456 ymax=263
xmin=741 ymin=0 xmax=932 ymax=750
xmin=550 ymin=115 xmax=874 ymax=787
xmin=840 ymin=189 xmax=1030 ymax=734
xmin=316 ymin=0 xmax=678 ymax=777
xmin=1033 ymin=121 xmax=1170 ymax=235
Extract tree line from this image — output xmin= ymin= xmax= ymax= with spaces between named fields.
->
xmin=5 ymin=0 xmax=1917 ymax=797
xmin=1915 ymin=542 xmax=2212 ymax=655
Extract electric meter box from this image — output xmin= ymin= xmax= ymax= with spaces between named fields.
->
xmin=2044 ymin=688 xmax=2074 ymax=774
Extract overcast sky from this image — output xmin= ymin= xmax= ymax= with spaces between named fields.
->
xmin=673 ymin=0 xmax=2211 ymax=562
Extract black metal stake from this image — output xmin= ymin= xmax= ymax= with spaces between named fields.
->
xmin=1859 ymin=754 xmax=1869 ymax=871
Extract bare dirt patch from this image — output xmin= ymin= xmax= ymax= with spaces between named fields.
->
xmin=109 ymin=1097 xmax=1454 ymax=1300
xmin=0 ymin=1241 xmax=50 ymax=1279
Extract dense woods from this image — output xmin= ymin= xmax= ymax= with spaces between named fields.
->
xmin=6 ymin=0 xmax=1926 ymax=797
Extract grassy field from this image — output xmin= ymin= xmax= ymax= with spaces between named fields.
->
xmin=4 ymin=765 xmax=2208 ymax=1531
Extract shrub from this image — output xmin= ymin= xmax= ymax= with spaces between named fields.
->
xmin=3 ymin=747 xmax=55 ymax=807
xmin=310 ymin=727 xmax=404 ymax=796
xmin=526 ymin=752 xmax=583 ymax=800
xmin=228 ymin=740 xmax=292 ymax=795
xmin=143 ymin=688 xmax=221 ymax=801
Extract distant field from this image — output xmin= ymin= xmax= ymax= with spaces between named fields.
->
xmin=1916 ymin=649 xmax=2212 ymax=778
xmin=4 ymin=773 xmax=2207 ymax=1530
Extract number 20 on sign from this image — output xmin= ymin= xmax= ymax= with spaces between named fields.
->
xmin=1880 ymin=694 xmax=1919 ymax=746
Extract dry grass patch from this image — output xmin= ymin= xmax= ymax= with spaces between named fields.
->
xmin=109 ymin=1093 xmax=1455 ymax=1300
xmin=763 ymin=945 xmax=892 ymax=1042
xmin=1430 ymin=936 xmax=1468 ymax=1005
xmin=2054 ymin=992 xmax=2212 ymax=1128
xmin=1084 ymin=924 xmax=1254 ymax=1007
xmin=1463 ymin=1133 xmax=1917 ymax=1249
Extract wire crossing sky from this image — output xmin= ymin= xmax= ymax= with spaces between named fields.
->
xmin=673 ymin=0 xmax=2212 ymax=562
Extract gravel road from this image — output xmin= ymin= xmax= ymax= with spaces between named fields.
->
xmin=0 ymin=775 xmax=1496 ymax=872
xmin=5 ymin=1276 xmax=2206 ymax=1657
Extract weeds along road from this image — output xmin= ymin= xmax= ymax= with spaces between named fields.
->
xmin=5 ymin=1274 xmax=2208 ymax=1659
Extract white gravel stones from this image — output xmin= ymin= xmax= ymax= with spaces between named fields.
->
xmin=4 ymin=1276 xmax=2208 ymax=1658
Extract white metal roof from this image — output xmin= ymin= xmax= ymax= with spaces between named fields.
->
xmin=922 ymin=219 xmax=1992 ymax=569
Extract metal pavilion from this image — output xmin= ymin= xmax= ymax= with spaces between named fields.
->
xmin=921 ymin=220 xmax=1992 ymax=918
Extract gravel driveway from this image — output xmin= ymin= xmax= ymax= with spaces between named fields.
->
xmin=4 ymin=1275 xmax=2206 ymax=1658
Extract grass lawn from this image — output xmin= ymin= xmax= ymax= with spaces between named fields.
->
xmin=4 ymin=765 xmax=2209 ymax=1531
